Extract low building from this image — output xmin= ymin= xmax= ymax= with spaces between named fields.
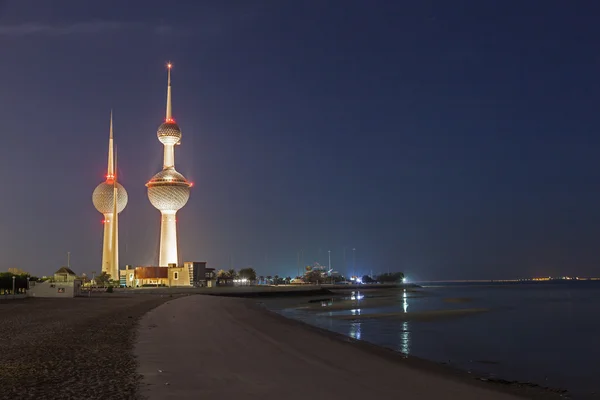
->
xmin=184 ymin=261 xmax=215 ymax=287
xmin=27 ymin=267 xmax=82 ymax=298
xmin=120 ymin=264 xmax=193 ymax=287
xmin=54 ymin=267 xmax=79 ymax=282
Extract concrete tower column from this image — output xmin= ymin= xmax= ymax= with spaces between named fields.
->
xmin=163 ymin=144 xmax=175 ymax=169
xmin=159 ymin=210 xmax=178 ymax=266
xmin=102 ymin=213 xmax=114 ymax=275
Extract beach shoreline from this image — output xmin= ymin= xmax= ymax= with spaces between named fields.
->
xmin=136 ymin=294 xmax=567 ymax=399
xmin=0 ymin=291 xmax=572 ymax=399
xmin=254 ymin=299 xmax=568 ymax=399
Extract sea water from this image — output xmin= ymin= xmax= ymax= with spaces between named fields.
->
xmin=270 ymin=282 xmax=600 ymax=399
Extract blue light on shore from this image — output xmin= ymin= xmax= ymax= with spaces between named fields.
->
xmin=350 ymin=291 xmax=364 ymax=301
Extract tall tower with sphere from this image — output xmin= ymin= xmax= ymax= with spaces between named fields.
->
xmin=146 ymin=63 xmax=191 ymax=267
xmin=92 ymin=112 xmax=128 ymax=279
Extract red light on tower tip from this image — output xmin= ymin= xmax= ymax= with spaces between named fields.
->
xmin=167 ymin=63 xmax=172 ymax=69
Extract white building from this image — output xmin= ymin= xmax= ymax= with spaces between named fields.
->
xmin=28 ymin=267 xmax=82 ymax=298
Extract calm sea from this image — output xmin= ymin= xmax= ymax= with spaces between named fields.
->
xmin=269 ymin=282 xmax=600 ymax=399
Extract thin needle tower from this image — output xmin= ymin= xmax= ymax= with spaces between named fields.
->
xmin=92 ymin=112 xmax=128 ymax=279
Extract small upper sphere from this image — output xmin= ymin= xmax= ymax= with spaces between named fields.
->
xmin=92 ymin=182 xmax=128 ymax=214
xmin=157 ymin=121 xmax=181 ymax=145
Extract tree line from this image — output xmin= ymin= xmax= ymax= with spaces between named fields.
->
xmin=0 ymin=273 xmax=38 ymax=293
xmin=216 ymin=268 xmax=257 ymax=281
xmin=361 ymin=272 xmax=404 ymax=283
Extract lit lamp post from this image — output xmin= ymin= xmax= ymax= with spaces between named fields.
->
xmin=353 ymin=248 xmax=356 ymax=280
xmin=328 ymin=250 xmax=333 ymax=284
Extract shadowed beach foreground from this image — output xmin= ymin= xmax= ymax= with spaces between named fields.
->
xmin=136 ymin=295 xmax=561 ymax=400
xmin=0 ymin=295 xmax=172 ymax=400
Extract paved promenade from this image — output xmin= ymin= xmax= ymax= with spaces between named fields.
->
xmin=135 ymin=295 xmax=546 ymax=400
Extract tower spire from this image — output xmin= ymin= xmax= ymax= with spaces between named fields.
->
xmin=107 ymin=110 xmax=114 ymax=180
xmin=166 ymin=63 xmax=173 ymax=122
xmin=112 ymin=146 xmax=119 ymax=279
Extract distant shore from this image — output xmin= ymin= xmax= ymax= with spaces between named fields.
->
xmin=115 ymin=282 xmax=419 ymax=297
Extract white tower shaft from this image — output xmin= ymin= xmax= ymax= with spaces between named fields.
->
xmin=94 ymin=111 xmax=128 ymax=281
xmin=161 ymin=64 xmax=176 ymax=266
xmin=101 ymin=214 xmax=114 ymax=276
xmin=111 ymin=149 xmax=119 ymax=279
xmin=159 ymin=210 xmax=178 ymax=266
xmin=163 ymin=144 xmax=175 ymax=169
xmin=99 ymin=112 xmax=120 ymax=280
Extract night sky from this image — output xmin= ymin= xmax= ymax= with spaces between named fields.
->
xmin=1 ymin=0 xmax=600 ymax=280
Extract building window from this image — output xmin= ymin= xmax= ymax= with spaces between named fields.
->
xmin=174 ymin=272 xmax=179 ymax=280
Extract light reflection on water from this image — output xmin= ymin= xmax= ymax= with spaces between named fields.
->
xmin=350 ymin=291 xmax=364 ymax=301
xmin=349 ymin=321 xmax=361 ymax=340
xmin=400 ymin=321 xmax=410 ymax=354
xmin=343 ymin=291 xmax=411 ymax=354
xmin=272 ymin=283 xmax=600 ymax=398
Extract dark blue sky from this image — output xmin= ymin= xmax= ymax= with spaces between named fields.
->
xmin=1 ymin=0 xmax=600 ymax=280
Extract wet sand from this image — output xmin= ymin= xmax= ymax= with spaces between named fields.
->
xmin=136 ymin=295 xmax=561 ymax=400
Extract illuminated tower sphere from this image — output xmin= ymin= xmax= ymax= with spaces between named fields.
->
xmin=146 ymin=63 xmax=191 ymax=267
xmin=92 ymin=112 xmax=128 ymax=279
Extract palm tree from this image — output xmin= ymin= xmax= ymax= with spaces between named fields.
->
xmin=217 ymin=269 xmax=229 ymax=278
xmin=259 ymin=275 xmax=265 ymax=285
xmin=96 ymin=271 xmax=110 ymax=287
xmin=266 ymin=275 xmax=272 ymax=284
xmin=228 ymin=269 xmax=237 ymax=279
xmin=274 ymin=275 xmax=280 ymax=286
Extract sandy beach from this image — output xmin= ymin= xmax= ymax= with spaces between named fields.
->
xmin=0 ymin=291 xmax=567 ymax=399
xmin=136 ymin=295 xmax=562 ymax=400
xmin=0 ymin=294 xmax=172 ymax=400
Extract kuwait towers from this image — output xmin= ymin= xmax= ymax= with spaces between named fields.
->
xmin=92 ymin=113 xmax=128 ymax=279
xmin=146 ymin=64 xmax=191 ymax=267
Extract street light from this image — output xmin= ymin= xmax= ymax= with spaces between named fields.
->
xmin=328 ymin=250 xmax=332 ymax=284
xmin=353 ymin=248 xmax=356 ymax=279
xmin=12 ymin=276 xmax=16 ymax=298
